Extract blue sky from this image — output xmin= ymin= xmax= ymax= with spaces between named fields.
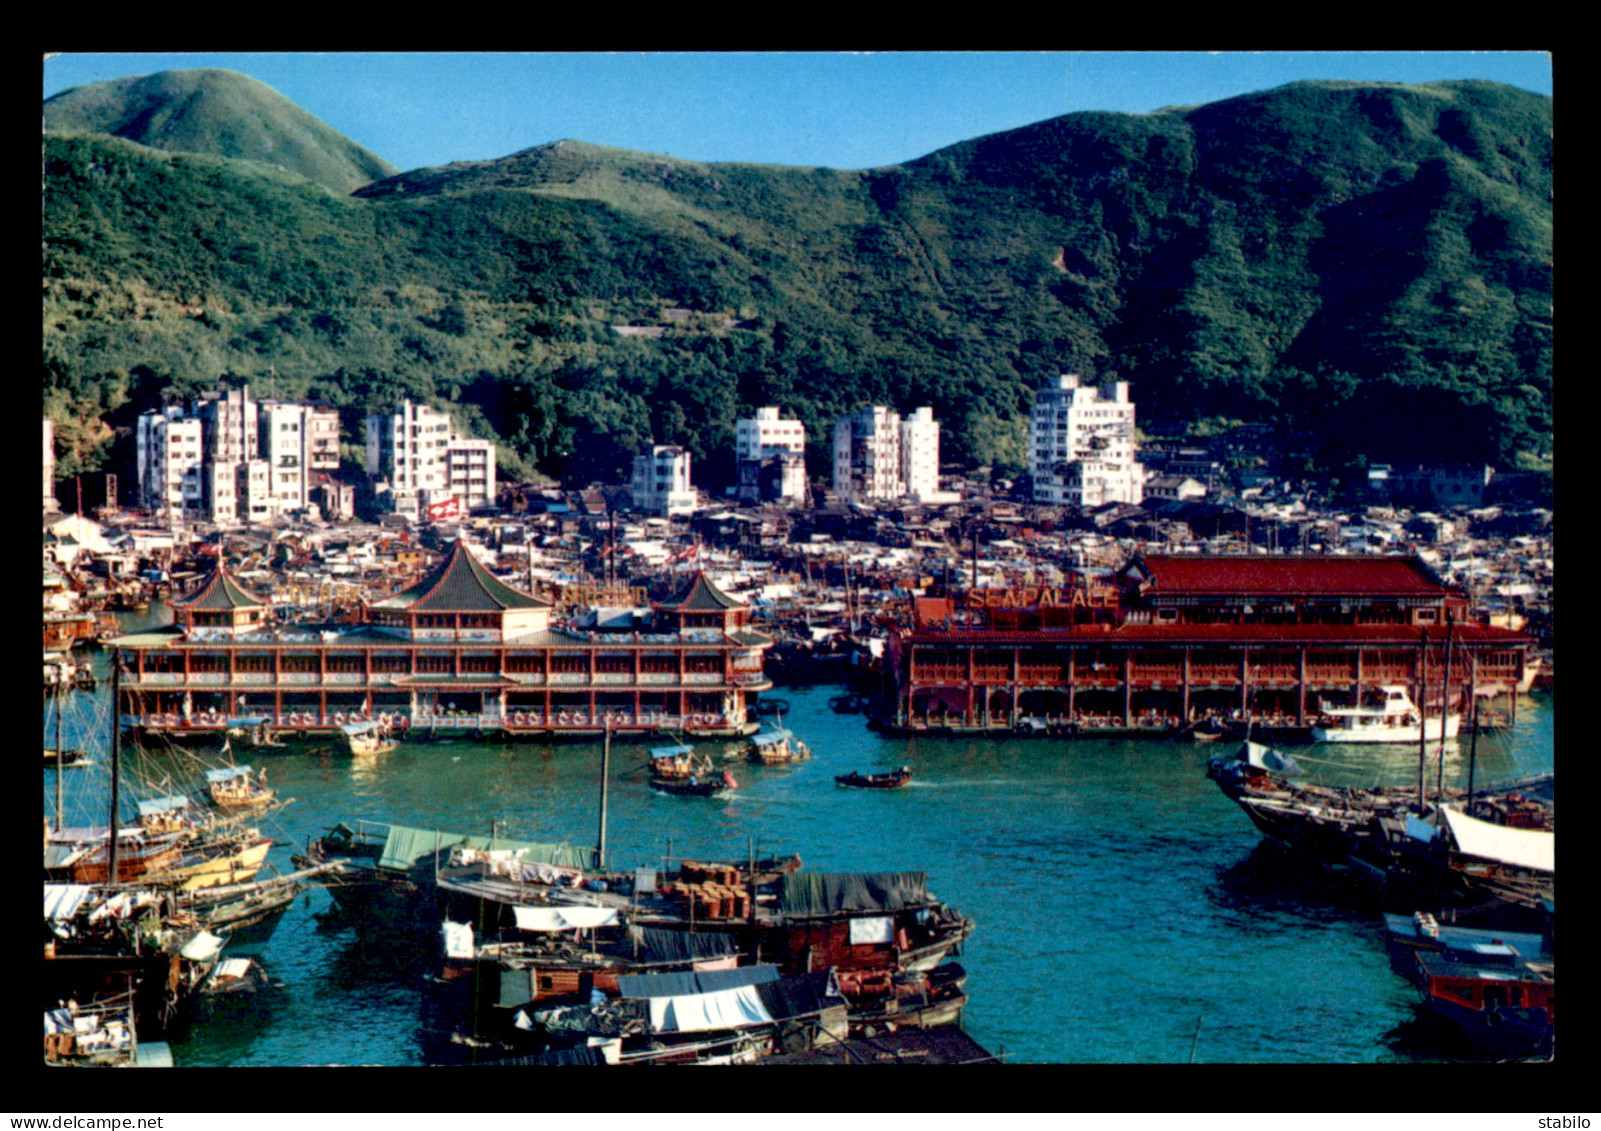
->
xmin=42 ymin=51 xmax=1553 ymax=174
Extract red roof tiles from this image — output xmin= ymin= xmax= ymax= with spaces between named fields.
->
xmin=1133 ymin=554 xmax=1450 ymax=597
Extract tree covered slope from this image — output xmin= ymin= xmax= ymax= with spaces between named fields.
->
xmin=42 ymin=76 xmax=1551 ymax=493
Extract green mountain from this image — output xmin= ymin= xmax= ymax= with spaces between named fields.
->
xmin=42 ymin=68 xmax=399 ymax=194
xmin=42 ymin=75 xmax=1551 ymax=498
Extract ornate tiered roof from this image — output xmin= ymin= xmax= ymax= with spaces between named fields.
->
xmin=174 ymin=567 xmax=268 ymax=611
xmin=657 ymin=571 xmax=745 ymax=612
xmin=370 ymin=539 xmax=549 ymax=613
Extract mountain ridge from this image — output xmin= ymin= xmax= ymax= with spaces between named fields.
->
xmin=42 ymin=73 xmax=1552 ymax=500
xmin=43 ymin=67 xmax=399 ymax=194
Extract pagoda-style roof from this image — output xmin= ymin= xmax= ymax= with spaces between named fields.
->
xmin=371 ymin=539 xmax=549 ymax=613
xmin=174 ymin=566 xmax=268 ymax=611
xmin=657 ymin=571 xmax=745 ymax=612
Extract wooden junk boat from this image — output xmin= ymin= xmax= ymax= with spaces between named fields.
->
xmin=1205 ymin=741 xmax=1554 ymax=915
xmin=835 ymin=767 xmax=913 ymax=790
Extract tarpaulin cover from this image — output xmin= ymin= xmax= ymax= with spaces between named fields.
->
xmin=456 ymin=834 xmax=598 ymax=871
xmin=1442 ymin=807 xmax=1555 ymax=873
xmin=778 ymin=872 xmax=929 ymax=916
xmin=136 ymin=795 xmax=190 ymax=817
xmin=648 ymin=984 xmax=773 ymax=1034
xmin=511 ymin=905 xmax=619 ymax=932
xmin=651 ymin=745 xmax=696 ymax=759
xmin=750 ymin=728 xmax=794 ymax=747
xmin=378 ymin=825 xmax=462 ymax=871
xmin=617 ymin=963 xmax=779 ymax=1001
xmin=755 ymin=969 xmax=841 ymax=1022
xmin=204 ymin=765 xmax=251 ymax=783
xmin=180 ymin=930 xmax=225 ymax=961
xmin=634 ymin=927 xmax=740 ymax=964
xmin=44 ymin=884 xmax=91 ymax=921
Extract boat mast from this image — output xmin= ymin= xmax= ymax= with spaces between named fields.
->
xmin=1434 ymin=618 xmax=1455 ymax=822
xmin=1415 ymin=629 xmax=1428 ymax=805
xmin=597 ymin=721 xmax=611 ymax=871
xmin=53 ymin=670 xmax=65 ymax=833
xmin=109 ymin=652 xmax=122 ymax=884
xmin=1465 ymin=681 xmax=1481 ymax=807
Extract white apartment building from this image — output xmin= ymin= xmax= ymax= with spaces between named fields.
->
xmin=365 ymin=399 xmax=453 ymax=520
xmin=631 ymin=445 xmax=697 ymax=516
xmin=899 ymin=406 xmax=947 ymax=502
xmin=43 ymin=418 xmax=58 ymax=513
xmin=832 ymin=406 xmax=904 ymax=503
xmin=444 ymin=437 xmax=498 ymax=513
xmin=832 ymin=405 xmax=950 ymax=504
xmin=135 ymin=406 xmax=205 ymax=520
xmin=259 ymin=401 xmax=341 ymax=516
xmin=1030 ymin=375 xmax=1146 ymax=507
xmin=735 ymin=406 xmax=807 ymax=504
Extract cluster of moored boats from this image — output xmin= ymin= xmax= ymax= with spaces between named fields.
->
xmin=1205 ymin=738 xmax=1554 ymax=1058
xmin=294 ymin=815 xmax=976 ymax=1065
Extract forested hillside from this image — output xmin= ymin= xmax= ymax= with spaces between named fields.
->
xmin=42 ymin=76 xmax=1552 ymax=498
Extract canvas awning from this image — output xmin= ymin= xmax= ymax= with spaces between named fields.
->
xmin=617 ymin=964 xmax=779 ymax=1001
xmin=647 ymin=985 xmax=774 ymax=1034
xmin=1441 ymin=807 xmax=1555 ymax=873
xmin=44 ymin=884 xmax=92 ymax=921
xmin=650 ymin=745 xmax=696 ymax=760
xmin=204 ymin=765 xmax=251 ymax=783
xmin=511 ymin=905 xmax=620 ymax=932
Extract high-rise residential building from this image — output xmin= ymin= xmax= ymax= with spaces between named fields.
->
xmin=832 ymin=405 xmax=949 ymax=503
xmin=631 ymin=445 xmax=697 ymax=516
xmin=734 ymin=406 xmax=807 ymax=504
xmin=1029 ymin=375 xmax=1145 ymax=507
xmin=365 ymin=399 xmax=500 ymax=520
xmin=43 ymin=418 xmax=58 ymax=513
xmin=134 ymin=382 xmax=346 ymax=525
xmin=135 ymin=406 xmax=206 ymax=520
xmin=444 ymin=437 xmax=498 ymax=514
xmin=899 ymin=406 xmax=944 ymax=501
xmin=365 ymin=399 xmax=453 ymax=520
xmin=832 ymin=406 xmax=904 ymax=503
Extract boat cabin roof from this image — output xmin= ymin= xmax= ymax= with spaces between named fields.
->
xmin=204 ymin=765 xmax=252 ymax=783
xmin=650 ymin=744 xmax=696 ymax=759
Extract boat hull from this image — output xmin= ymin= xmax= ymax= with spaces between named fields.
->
xmin=1312 ymin=715 xmax=1460 ymax=743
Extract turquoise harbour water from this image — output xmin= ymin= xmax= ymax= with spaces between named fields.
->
xmin=45 ymin=650 xmax=1554 ymax=1066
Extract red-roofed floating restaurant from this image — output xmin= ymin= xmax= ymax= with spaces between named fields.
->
xmin=112 ymin=541 xmax=771 ymax=739
xmin=883 ymin=554 xmax=1535 ymax=736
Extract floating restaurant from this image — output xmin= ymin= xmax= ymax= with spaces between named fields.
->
xmin=883 ymin=554 xmax=1535 ymax=734
xmin=112 ymin=540 xmax=772 ymax=739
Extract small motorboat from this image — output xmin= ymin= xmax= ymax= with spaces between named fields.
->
xmin=835 ymin=766 xmax=913 ymax=790
xmin=652 ymin=769 xmax=739 ymax=797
